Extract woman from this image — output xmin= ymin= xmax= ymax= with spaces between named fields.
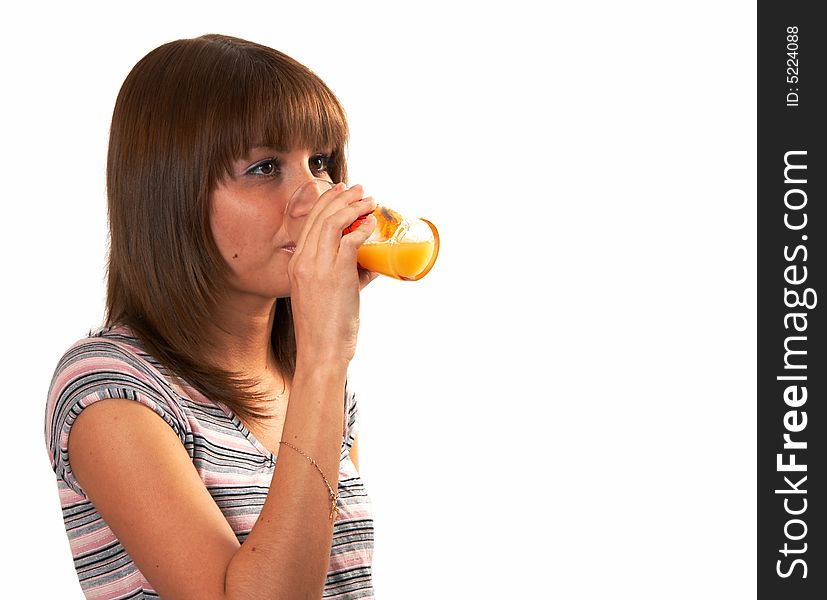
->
xmin=45 ymin=34 xmax=377 ymax=599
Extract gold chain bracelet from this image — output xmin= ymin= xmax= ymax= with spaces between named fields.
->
xmin=279 ymin=441 xmax=340 ymax=520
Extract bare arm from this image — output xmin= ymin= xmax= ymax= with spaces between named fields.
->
xmin=223 ymin=362 xmax=349 ymax=596
xmin=70 ymin=361 xmax=348 ymax=600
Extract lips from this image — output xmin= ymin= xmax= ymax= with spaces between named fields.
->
xmin=281 ymin=244 xmax=297 ymax=254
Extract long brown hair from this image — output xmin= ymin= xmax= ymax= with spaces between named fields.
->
xmin=105 ymin=34 xmax=349 ymax=420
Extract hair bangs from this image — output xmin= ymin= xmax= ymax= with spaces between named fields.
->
xmin=210 ymin=53 xmax=349 ymax=186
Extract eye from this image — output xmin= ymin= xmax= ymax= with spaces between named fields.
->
xmin=246 ymin=158 xmax=280 ymax=177
xmin=310 ymin=154 xmax=332 ymax=175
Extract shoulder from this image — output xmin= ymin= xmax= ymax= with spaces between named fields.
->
xmin=51 ymin=325 xmax=155 ymax=381
xmin=51 ymin=325 xmax=178 ymax=394
xmin=45 ymin=326 xmax=191 ymax=494
xmin=48 ymin=325 xmax=184 ymax=417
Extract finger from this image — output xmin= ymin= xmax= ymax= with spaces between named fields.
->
xmin=299 ymin=184 xmax=366 ymax=256
xmin=294 ymin=182 xmax=344 ymax=255
xmin=315 ymin=197 xmax=377 ymax=260
xmin=358 ymin=268 xmax=380 ymax=290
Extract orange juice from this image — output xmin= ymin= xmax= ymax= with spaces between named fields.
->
xmin=288 ymin=179 xmax=439 ymax=280
xmin=344 ymin=205 xmax=439 ymax=280
xmin=357 ymin=239 xmax=437 ymax=281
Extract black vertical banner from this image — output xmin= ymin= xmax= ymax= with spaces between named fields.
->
xmin=758 ymin=2 xmax=826 ymax=598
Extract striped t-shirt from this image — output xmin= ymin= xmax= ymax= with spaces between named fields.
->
xmin=44 ymin=326 xmax=374 ymax=599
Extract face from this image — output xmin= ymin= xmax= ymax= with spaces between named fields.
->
xmin=209 ymin=147 xmax=333 ymax=300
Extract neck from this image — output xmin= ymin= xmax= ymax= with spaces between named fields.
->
xmin=206 ymin=296 xmax=282 ymax=382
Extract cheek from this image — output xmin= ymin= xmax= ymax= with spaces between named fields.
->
xmin=210 ymin=194 xmax=283 ymax=266
xmin=209 ymin=206 xmax=243 ymax=262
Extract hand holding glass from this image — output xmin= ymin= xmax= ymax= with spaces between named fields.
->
xmin=285 ymin=179 xmax=439 ymax=281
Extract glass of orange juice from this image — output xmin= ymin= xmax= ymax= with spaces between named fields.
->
xmin=285 ymin=179 xmax=439 ymax=281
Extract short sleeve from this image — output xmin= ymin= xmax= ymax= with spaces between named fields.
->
xmin=341 ymin=382 xmax=359 ymax=460
xmin=44 ymin=336 xmax=190 ymax=498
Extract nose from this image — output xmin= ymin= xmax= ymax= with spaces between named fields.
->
xmin=286 ymin=177 xmax=334 ymax=219
xmin=283 ymin=178 xmax=335 ymax=241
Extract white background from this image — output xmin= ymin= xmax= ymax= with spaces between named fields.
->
xmin=1 ymin=1 xmax=756 ymax=597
